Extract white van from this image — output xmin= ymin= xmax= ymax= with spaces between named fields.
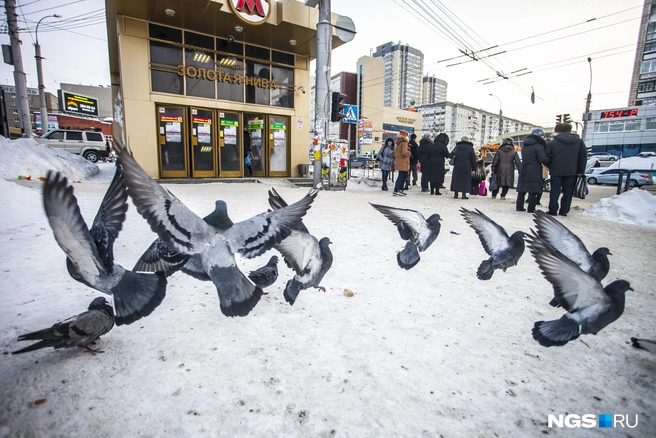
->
xmin=36 ymin=129 xmax=110 ymax=163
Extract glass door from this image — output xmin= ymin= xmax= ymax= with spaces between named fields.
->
xmin=157 ymin=106 xmax=188 ymax=178
xmin=244 ymin=113 xmax=266 ymax=177
xmin=218 ymin=112 xmax=241 ymax=177
xmin=190 ymin=107 xmax=216 ymax=178
xmin=269 ymin=116 xmax=289 ymax=177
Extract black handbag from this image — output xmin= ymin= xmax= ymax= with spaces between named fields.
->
xmin=489 ymin=174 xmax=499 ymax=192
xmin=574 ymin=174 xmax=587 ymax=199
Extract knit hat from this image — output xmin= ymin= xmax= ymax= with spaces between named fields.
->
xmin=502 ymin=138 xmax=514 ymax=145
xmin=422 ymin=132 xmax=431 ymax=139
xmin=555 ymin=123 xmax=572 ymax=133
xmin=410 ymin=133 xmax=417 ymax=139
xmin=461 ymin=136 xmax=470 ymax=142
xmin=531 ymin=128 xmax=545 ymax=137
xmin=399 ymin=130 xmax=409 ymax=137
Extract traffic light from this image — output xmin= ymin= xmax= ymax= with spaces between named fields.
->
xmin=331 ymin=91 xmax=348 ymax=123
xmin=556 ymin=114 xmax=562 ymax=124
xmin=563 ymin=114 xmax=572 ymax=124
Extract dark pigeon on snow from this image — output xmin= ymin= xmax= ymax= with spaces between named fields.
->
xmin=13 ymin=297 xmax=114 ymax=354
xmin=532 ymin=211 xmax=612 ymax=307
xmin=630 ymin=337 xmax=656 ymax=355
xmin=115 ymin=143 xmax=317 ymax=317
xmin=370 ymin=203 xmax=441 ymax=270
xmin=43 ymin=170 xmax=167 ymax=326
xmin=459 ymin=207 xmax=525 ymax=280
xmin=268 ymin=188 xmax=332 ymax=305
xmin=526 ymin=233 xmax=633 ymax=347
xmin=248 ymin=255 xmax=279 ymax=289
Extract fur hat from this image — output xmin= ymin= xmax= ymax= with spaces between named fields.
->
xmin=554 ymin=123 xmax=572 ymax=133
xmin=399 ymin=129 xmax=409 ymax=137
xmin=502 ymin=138 xmax=514 ymax=146
xmin=410 ymin=133 xmax=417 ymax=139
xmin=422 ymin=132 xmax=432 ymax=139
xmin=460 ymin=136 xmax=470 ymax=142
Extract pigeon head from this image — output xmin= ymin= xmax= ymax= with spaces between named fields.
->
xmin=203 ymin=200 xmax=234 ymax=230
xmin=319 ymin=237 xmax=332 ymax=246
xmin=593 ymin=247 xmax=612 ymax=257
xmin=510 ymin=230 xmax=526 ymax=243
xmin=609 ymin=279 xmax=632 ymax=293
xmin=88 ymin=297 xmax=110 ymax=310
xmin=426 ymin=214 xmax=442 ymax=230
xmin=269 ymin=255 xmax=279 ymax=264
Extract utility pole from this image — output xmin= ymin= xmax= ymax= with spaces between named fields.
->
xmin=35 ymin=14 xmax=62 ymax=135
xmin=313 ymin=0 xmax=332 ymax=188
xmin=581 ymin=57 xmax=592 ymax=142
xmin=5 ymin=0 xmax=33 ymax=137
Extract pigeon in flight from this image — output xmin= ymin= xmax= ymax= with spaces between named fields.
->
xmin=43 ymin=170 xmax=167 ymax=325
xmin=248 ymin=255 xmax=279 ymax=289
xmin=630 ymin=337 xmax=656 ymax=355
xmin=115 ymin=143 xmax=318 ymax=317
xmin=532 ymin=211 xmax=612 ymax=307
xmin=459 ymin=208 xmax=525 ymax=280
xmin=370 ymin=203 xmax=441 ymax=270
xmin=526 ymin=233 xmax=633 ymax=347
xmin=268 ymin=188 xmax=332 ymax=305
xmin=133 ymin=200 xmax=235 ymax=280
xmin=13 ymin=297 xmax=115 ymax=354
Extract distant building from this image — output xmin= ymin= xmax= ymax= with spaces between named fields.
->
xmin=372 ymin=42 xmax=423 ymax=110
xmin=628 ymin=0 xmax=656 ymax=106
xmin=422 ymin=76 xmax=447 ymax=105
xmin=59 ymin=83 xmax=112 ymax=120
xmin=584 ymin=106 xmax=656 ymax=157
xmin=0 ymin=85 xmax=58 ymax=135
xmin=309 ymin=72 xmax=357 ymax=149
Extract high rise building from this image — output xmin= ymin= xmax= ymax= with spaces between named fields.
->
xmin=422 ymin=76 xmax=447 ymax=105
xmin=372 ymin=42 xmax=423 ymax=110
xmin=629 ymin=0 xmax=656 ymax=106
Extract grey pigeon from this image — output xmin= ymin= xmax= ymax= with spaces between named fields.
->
xmin=43 ymin=170 xmax=167 ymax=326
xmin=370 ymin=203 xmax=441 ymax=269
xmin=630 ymin=337 xmax=656 ymax=355
xmin=526 ymin=233 xmax=633 ymax=347
xmin=248 ymin=255 xmax=279 ymax=290
xmin=13 ymin=297 xmax=114 ymax=354
xmin=115 ymin=143 xmax=318 ymax=317
xmin=133 ymin=200 xmax=235 ymax=281
xmin=532 ymin=211 xmax=611 ymax=307
xmin=268 ymin=188 xmax=332 ymax=305
xmin=459 ymin=207 xmax=525 ymax=280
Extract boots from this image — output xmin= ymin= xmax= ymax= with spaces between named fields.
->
xmin=382 ymin=181 xmax=388 ymax=191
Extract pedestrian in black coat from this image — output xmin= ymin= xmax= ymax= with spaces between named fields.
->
xmin=491 ymin=138 xmax=521 ymax=199
xmin=545 ymin=123 xmax=587 ymax=217
xmin=428 ymin=133 xmax=450 ymax=195
xmin=449 ymin=137 xmax=477 ymax=199
xmin=406 ymin=133 xmax=420 ymax=188
xmin=418 ymin=134 xmax=432 ymax=192
xmin=516 ymin=129 xmax=550 ymax=212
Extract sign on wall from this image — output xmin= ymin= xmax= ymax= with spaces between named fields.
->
xmin=228 ymin=0 xmax=272 ymax=25
xmin=61 ymin=91 xmax=99 ymax=117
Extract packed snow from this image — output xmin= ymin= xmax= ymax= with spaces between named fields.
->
xmin=0 ymin=136 xmax=655 ymax=436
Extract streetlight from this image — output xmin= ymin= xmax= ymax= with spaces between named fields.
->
xmin=581 ymin=57 xmax=592 ymax=142
xmin=489 ymin=93 xmax=503 ymax=137
xmin=35 ymin=14 xmax=62 ymax=135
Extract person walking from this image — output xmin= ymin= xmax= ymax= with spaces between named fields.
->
xmin=377 ymin=138 xmax=395 ymax=191
xmin=428 ymin=133 xmax=450 ymax=195
xmin=516 ymin=128 xmax=550 ymax=212
xmin=449 ymin=136 xmax=477 ymax=199
xmin=407 ymin=133 xmax=420 ymax=189
xmin=244 ymin=130 xmax=253 ymax=176
xmin=393 ymin=130 xmax=411 ymax=196
xmin=545 ymin=122 xmax=587 ymax=217
xmin=470 ymin=151 xmax=486 ymax=196
xmin=490 ymin=138 xmax=521 ymax=200
xmin=418 ymin=134 xmax=431 ymax=192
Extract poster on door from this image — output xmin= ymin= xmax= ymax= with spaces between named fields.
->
xmin=165 ymin=122 xmax=182 ymax=143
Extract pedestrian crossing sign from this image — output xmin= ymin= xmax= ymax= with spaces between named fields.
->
xmin=343 ymin=105 xmax=358 ymax=124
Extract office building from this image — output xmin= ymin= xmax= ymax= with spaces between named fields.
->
xmin=584 ymin=106 xmax=656 ymax=156
xmin=422 ymin=76 xmax=447 ymax=105
xmin=372 ymin=42 xmax=423 ymax=110
xmin=629 ymin=0 xmax=656 ymax=106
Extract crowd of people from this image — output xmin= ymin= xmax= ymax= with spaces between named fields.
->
xmin=376 ymin=122 xmax=587 ymax=216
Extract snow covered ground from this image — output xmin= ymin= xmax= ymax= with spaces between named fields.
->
xmin=1 ymin=137 xmax=655 ymax=437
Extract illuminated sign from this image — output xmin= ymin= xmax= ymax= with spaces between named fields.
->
xmin=600 ymin=109 xmax=638 ymax=119
xmin=61 ymin=91 xmax=99 ymax=117
xmin=229 ymin=0 xmax=271 ymax=25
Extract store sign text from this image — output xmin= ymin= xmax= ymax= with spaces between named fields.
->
xmin=177 ymin=65 xmax=277 ymax=89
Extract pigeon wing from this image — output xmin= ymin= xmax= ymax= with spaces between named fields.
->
xmin=273 ymin=230 xmax=319 ymax=275
xmin=460 ymin=208 xmax=511 ymax=256
xmin=526 ymin=233 xmax=610 ymax=313
xmin=533 ymin=211 xmax=594 ymax=272
xmin=43 ymin=171 xmax=106 ymax=277
xmin=133 ymin=238 xmax=190 ymax=276
xmin=180 ymin=254 xmax=211 ymax=281
xmin=268 ymin=188 xmax=309 ymax=233
xmin=370 ymin=203 xmax=428 ymax=243
xmin=115 ymin=142 xmax=217 ymax=254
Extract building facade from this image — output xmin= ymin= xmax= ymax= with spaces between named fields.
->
xmin=583 ymin=106 xmax=656 ymax=157
xmin=0 ymin=85 xmax=57 ymax=134
xmin=372 ymin=42 xmax=423 ymax=110
xmin=105 ymin=0 xmax=348 ymax=179
xmin=310 ymin=72 xmax=357 ymax=149
xmin=629 ymin=0 xmax=656 ymax=106
xmin=60 ymin=83 xmax=113 ymax=120
xmin=421 ymin=76 xmax=447 ymax=105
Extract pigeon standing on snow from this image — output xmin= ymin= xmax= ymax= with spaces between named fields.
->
xmin=248 ymin=255 xmax=279 ymax=290
xmin=459 ymin=207 xmax=525 ymax=280
xmin=531 ymin=210 xmax=612 ymax=307
xmin=268 ymin=188 xmax=332 ymax=305
xmin=526 ymin=233 xmax=633 ymax=347
xmin=13 ymin=297 xmax=114 ymax=354
xmin=43 ymin=170 xmax=167 ymax=325
xmin=630 ymin=337 xmax=656 ymax=355
xmin=370 ymin=203 xmax=441 ymax=270
xmin=115 ymin=143 xmax=318 ymax=317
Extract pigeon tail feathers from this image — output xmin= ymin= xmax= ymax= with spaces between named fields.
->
xmin=476 ymin=258 xmax=497 ymax=280
xmin=284 ymin=278 xmax=303 ymax=305
xmin=397 ymin=241 xmax=420 ymax=270
xmin=12 ymin=339 xmax=62 ymax=354
xmin=631 ymin=337 xmax=656 ymax=355
xmin=548 ymin=297 xmax=562 ymax=308
xmin=532 ymin=316 xmax=581 ymax=347
xmin=110 ymin=270 xmax=167 ymax=325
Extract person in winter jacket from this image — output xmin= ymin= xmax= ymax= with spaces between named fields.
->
xmin=418 ymin=136 xmax=431 ymax=192
xmin=449 ymin=136 xmax=477 ymax=199
xmin=545 ymin=123 xmax=587 ymax=217
xmin=470 ymin=151 xmax=486 ymax=195
xmin=377 ymin=137 xmax=395 ymax=191
xmin=491 ymin=138 xmax=522 ymax=199
xmin=406 ymin=133 xmax=420 ymax=189
xmin=393 ymin=130 xmax=411 ymax=196
xmin=516 ymin=128 xmax=550 ymax=212
xmin=428 ymin=133 xmax=450 ymax=195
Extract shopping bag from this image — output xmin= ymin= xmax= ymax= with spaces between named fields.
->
xmin=244 ymin=152 xmax=252 ymax=167
xmin=478 ymin=180 xmax=487 ymax=196
xmin=574 ymin=174 xmax=587 ymax=199
xmin=489 ymin=174 xmax=498 ymax=193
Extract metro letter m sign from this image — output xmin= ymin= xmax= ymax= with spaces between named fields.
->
xmin=235 ymin=0 xmax=265 ymax=17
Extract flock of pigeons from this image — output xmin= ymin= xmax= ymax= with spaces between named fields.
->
xmin=10 ymin=142 xmax=654 ymax=357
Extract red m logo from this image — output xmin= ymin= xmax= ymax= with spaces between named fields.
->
xmin=235 ymin=0 xmax=266 ymax=17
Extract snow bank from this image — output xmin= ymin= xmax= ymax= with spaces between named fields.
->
xmin=607 ymin=155 xmax=656 ymax=171
xmin=584 ymin=188 xmax=656 ymax=228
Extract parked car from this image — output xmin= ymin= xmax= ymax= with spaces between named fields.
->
xmin=350 ymin=156 xmax=376 ymax=169
xmin=587 ymin=152 xmax=617 ymax=161
xmin=36 ymin=129 xmax=110 ymax=163
xmin=585 ymin=168 xmax=653 ymax=187
xmin=638 ymin=151 xmax=656 ymax=157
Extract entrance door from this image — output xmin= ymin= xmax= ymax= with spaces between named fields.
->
xmin=244 ymin=113 xmax=266 ymax=177
xmin=157 ymin=106 xmax=188 ymax=178
xmin=190 ymin=107 xmax=216 ymax=178
xmin=218 ymin=111 xmax=241 ymax=177
xmin=269 ymin=116 xmax=289 ymax=177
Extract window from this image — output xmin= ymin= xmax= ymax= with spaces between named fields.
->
xmin=640 ymin=59 xmax=656 ymax=74
xmin=594 ymin=122 xmax=609 ymax=133
xmin=46 ymin=131 xmax=64 ymax=140
xmin=646 ymin=117 xmax=656 ymax=130
xmin=184 ymin=31 xmax=215 ymax=99
xmin=12 ymin=110 xmax=18 ymax=114
xmin=86 ymin=132 xmax=103 ymax=142
xmin=66 ymin=131 xmax=83 ymax=141
xmin=608 ymin=121 xmax=625 ymax=132
xmin=13 ymin=117 xmax=19 ymax=122
xmin=624 ymin=120 xmax=641 ymax=131
xmin=149 ymin=24 xmax=183 ymax=95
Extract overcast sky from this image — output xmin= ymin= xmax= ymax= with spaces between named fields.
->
xmin=0 ymin=0 xmax=644 ymax=128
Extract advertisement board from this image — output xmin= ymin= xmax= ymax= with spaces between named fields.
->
xmin=61 ymin=91 xmax=99 ymax=117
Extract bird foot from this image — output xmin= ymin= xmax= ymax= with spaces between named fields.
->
xmin=318 ymin=286 xmax=326 ymax=292
xmin=500 ymin=264 xmax=507 ymax=272
xmin=84 ymin=346 xmax=105 ymax=354
xmin=261 ymin=291 xmax=269 ymax=295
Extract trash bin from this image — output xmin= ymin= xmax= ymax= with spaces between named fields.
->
xmin=298 ymin=164 xmax=309 ymax=177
